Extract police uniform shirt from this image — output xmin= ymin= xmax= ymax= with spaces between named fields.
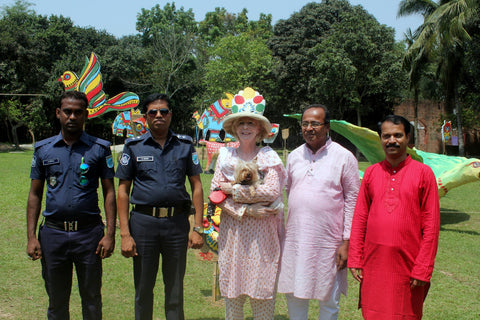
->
xmin=115 ymin=130 xmax=202 ymax=206
xmin=30 ymin=132 xmax=115 ymax=217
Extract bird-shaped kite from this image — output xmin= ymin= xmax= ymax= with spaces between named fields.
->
xmin=58 ymin=52 xmax=140 ymax=118
xmin=284 ymin=114 xmax=480 ymax=198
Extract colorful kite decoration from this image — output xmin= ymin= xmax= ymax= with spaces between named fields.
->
xmin=193 ymin=89 xmax=281 ymax=172
xmin=199 ymin=140 xmax=240 ymax=172
xmin=284 ymin=114 xmax=480 ymax=197
xmin=193 ymin=90 xmax=280 ymax=144
xmin=112 ymin=109 xmax=148 ymax=138
xmin=442 ymin=120 xmax=452 ymax=142
xmin=58 ymin=52 xmax=140 ymax=118
xmin=194 ymin=203 xmax=222 ymax=262
xmin=203 ymin=203 xmax=221 ymax=254
xmin=264 ymin=123 xmax=280 ymax=144
xmin=194 ymin=93 xmax=235 ymax=142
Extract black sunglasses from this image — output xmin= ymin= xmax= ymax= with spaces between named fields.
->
xmin=146 ymin=108 xmax=170 ymax=117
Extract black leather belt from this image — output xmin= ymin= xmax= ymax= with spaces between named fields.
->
xmin=133 ymin=204 xmax=188 ymax=218
xmin=44 ymin=214 xmax=102 ymax=232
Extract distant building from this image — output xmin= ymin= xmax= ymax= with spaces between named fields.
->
xmin=395 ymin=100 xmax=480 ymax=156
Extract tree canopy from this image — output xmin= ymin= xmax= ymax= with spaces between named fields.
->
xmin=1 ymin=0 xmax=479 ymax=154
xmin=399 ymin=0 xmax=480 ymax=155
xmin=310 ymin=5 xmax=406 ymax=125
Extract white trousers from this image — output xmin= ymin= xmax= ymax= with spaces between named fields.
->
xmin=285 ymin=274 xmax=342 ymax=320
xmin=225 ymin=295 xmax=276 ymax=320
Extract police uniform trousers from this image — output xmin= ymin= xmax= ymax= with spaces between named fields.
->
xmin=39 ymin=223 xmax=104 ymax=320
xmin=129 ymin=211 xmax=190 ymax=320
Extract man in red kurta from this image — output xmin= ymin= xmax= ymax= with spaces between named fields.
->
xmin=348 ymin=115 xmax=440 ymax=320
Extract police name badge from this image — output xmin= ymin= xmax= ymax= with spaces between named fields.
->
xmin=42 ymin=158 xmax=60 ymax=166
xmin=106 ymin=155 xmax=114 ymax=168
xmin=49 ymin=176 xmax=57 ymax=187
xmin=137 ymin=156 xmax=154 ymax=162
xmin=192 ymin=152 xmax=199 ymax=165
xmin=120 ymin=153 xmax=130 ymax=166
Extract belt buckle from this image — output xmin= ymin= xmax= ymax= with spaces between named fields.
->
xmin=64 ymin=221 xmax=78 ymax=231
xmin=158 ymin=208 xmax=169 ymax=218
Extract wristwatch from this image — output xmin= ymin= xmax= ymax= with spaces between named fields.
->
xmin=193 ymin=226 xmax=204 ymax=234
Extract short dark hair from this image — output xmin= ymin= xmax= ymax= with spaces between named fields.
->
xmin=60 ymin=91 xmax=88 ymax=109
xmin=302 ymin=104 xmax=330 ymax=124
xmin=378 ymin=115 xmax=411 ymax=136
xmin=143 ymin=93 xmax=170 ymax=113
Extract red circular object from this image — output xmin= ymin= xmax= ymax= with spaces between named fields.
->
xmin=253 ymin=95 xmax=263 ymax=104
xmin=234 ymin=96 xmax=245 ymax=104
xmin=202 ymin=218 xmax=209 ymax=228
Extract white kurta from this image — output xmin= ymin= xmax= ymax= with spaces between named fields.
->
xmin=278 ymin=139 xmax=360 ymax=300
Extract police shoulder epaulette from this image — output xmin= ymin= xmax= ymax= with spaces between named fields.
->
xmin=175 ymin=134 xmax=193 ymax=143
xmin=125 ymin=135 xmax=145 ymax=145
xmin=34 ymin=136 xmax=55 ymax=149
xmin=93 ymin=137 xmax=111 ymax=149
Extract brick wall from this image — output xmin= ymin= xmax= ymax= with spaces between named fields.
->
xmin=394 ymin=100 xmax=480 ymax=156
xmin=394 ymin=100 xmax=445 ymax=153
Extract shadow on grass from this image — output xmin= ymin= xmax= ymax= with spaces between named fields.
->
xmin=194 ymin=315 xmax=289 ymax=319
xmin=440 ymin=209 xmax=470 ymax=225
xmin=186 ymin=317 xmax=290 ymax=320
xmin=196 ymin=290 xmax=289 ymax=320
xmin=246 ymin=317 xmax=288 ymax=320
xmin=440 ymin=209 xmax=479 ymax=236
xmin=194 ymin=318 xmax=287 ymax=320
xmin=200 ymin=289 xmax=214 ymax=297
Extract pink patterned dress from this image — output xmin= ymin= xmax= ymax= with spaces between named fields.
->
xmin=211 ymin=146 xmax=286 ymax=299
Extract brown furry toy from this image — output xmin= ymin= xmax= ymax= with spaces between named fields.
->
xmin=233 ymin=159 xmax=261 ymax=196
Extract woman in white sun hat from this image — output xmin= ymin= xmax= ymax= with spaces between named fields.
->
xmin=210 ymin=87 xmax=286 ymax=319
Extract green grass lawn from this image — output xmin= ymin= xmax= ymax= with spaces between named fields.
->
xmin=0 ymin=149 xmax=479 ymax=319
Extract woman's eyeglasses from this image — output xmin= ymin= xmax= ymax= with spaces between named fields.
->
xmin=146 ymin=108 xmax=170 ymax=118
xmin=79 ymin=157 xmax=89 ymax=186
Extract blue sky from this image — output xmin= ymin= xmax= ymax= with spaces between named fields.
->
xmin=2 ymin=0 xmax=423 ymax=40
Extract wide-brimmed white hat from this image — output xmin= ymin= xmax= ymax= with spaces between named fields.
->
xmin=223 ymin=87 xmax=271 ymax=141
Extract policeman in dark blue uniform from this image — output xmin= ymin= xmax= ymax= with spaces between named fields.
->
xmin=26 ymin=91 xmax=117 ymax=320
xmin=116 ymin=93 xmax=204 ymax=320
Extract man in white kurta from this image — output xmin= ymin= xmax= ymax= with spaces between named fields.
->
xmin=278 ymin=105 xmax=360 ymax=320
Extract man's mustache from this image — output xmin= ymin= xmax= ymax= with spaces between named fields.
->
xmin=386 ymin=144 xmax=400 ymax=148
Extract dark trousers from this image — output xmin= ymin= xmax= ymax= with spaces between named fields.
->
xmin=39 ymin=223 xmax=104 ymax=320
xmin=130 ymin=211 xmax=189 ymax=320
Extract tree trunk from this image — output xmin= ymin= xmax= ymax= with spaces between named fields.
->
xmin=4 ymin=118 xmax=13 ymax=143
xmin=414 ymin=90 xmax=419 ymax=147
xmin=355 ymin=106 xmax=362 ymax=159
xmin=356 ymin=106 xmax=362 ymax=127
xmin=28 ymin=129 xmax=35 ymax=145
xmin=455 ymin=96 xmax=464 ymax=156
xmin=11 ymin=124 xmax=22 ymax=150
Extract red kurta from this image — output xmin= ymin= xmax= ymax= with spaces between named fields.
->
xmin=348 ymin=156 xmax=440 ymax=320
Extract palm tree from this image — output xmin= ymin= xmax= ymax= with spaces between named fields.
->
xmin=399 ymin=0 xmax=479 ymax=155
xmin=398 ymin=0 xmax=439 ymax=20
xmin=402 ymin=29 xmax=428 ymax=147
xmin=398 ymin=0 xmax=438 ymax=148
